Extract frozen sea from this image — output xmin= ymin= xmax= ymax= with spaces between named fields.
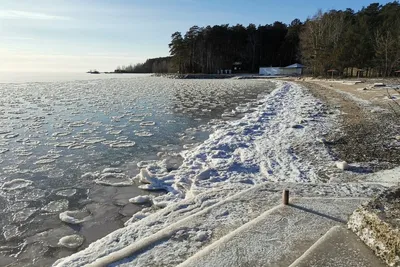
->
xmin=0 ymin=73 xmax=276 ymax=266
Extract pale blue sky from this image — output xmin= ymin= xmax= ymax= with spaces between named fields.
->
xmin=0 ymin=0 xmax=394 ymax=72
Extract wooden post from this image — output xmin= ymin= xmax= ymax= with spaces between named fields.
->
xmin=282 ymin=189 xmax=289 ymax=205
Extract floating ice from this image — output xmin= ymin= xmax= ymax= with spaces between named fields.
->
xmin=162 ymin=155 xmax=184 ymax=171
xmin=94 ymin=173 xmax=133 ymax=186
xmin=58 ymin=234 xmax=84 ymax=249
xmin=15 ymin=150 xmax=33 ymax=157
xmin=6 ymin=201 xmax=30 ymax=212
xmin=134 ymin=131 xmax=153 ymax=137
xmin=129 ymin=118 xmax=144 ymax=122
xmin=138 ymin=184 xmax=166 ymax=191
xmin=0 ymin=148 xmax=9 ymax=154
xmin=81 ymin=172 xmax=99 ymax=179
xmin=129 ymin=195 xmax=153 ymax=204
xmin=56 ymin=189 xmax=77 ymax=197
xmin=136 ymin=168 xmax=155 ymax=184
xmin=34 ymin=158 xmax=56 ymax=165
xmin=2 ymin=225 xmax=19 ymax=241
xmin=107 ymin=130 xmax=123 ymax=135
xmin=55 ymin=142 xmax=77 ymax=148
xmin=102 ymin=168 xmax=123 ymax=174
xmin=82 ymin=138 xmax=107 ymax=144
xmin=59 ymin=210 xmax=91 ymax=224
xmin=1 ymin=179 xmax=33 ymax=191
xmin=20 ymin=188 xmax=46 ymax=201
xmin=42 ymin=199 xmax=69 ymax=213
xmin=140 ymin=121 xmax=156 ymax=126
xmin=4 ymin=133 xmax=19 ymax=139
xmin=69 ymin=121 xmax=86 ymax=127
xmin=52 ymin=132 xmax=72 ymax=137
xmin=137 ymin=160 xmax=157 ymax=168
xmin=68 ymin=144 xmax=86 ymax=149
xmin=110 ymin=141 xmax=136 ymax=148
xmin=12 ymin=207 xmax=37 ymax=223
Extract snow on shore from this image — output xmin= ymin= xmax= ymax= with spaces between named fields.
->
xmin=54 ymin=81 xmax=343 ymax=266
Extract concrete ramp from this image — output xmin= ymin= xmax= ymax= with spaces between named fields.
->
xmin=178 ymin=198 xmax=367 ymax=267
xmin=289 ymin=226 xmax=387 ymax=267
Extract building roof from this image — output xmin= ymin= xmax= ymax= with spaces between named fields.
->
xmin=285 ymin=63 xmax=305 ymax=69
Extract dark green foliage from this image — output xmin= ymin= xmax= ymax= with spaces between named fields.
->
xmin=167 ymin=21 xmax=302 ymax=73
xmin=114 ymin=57 xmax=174 ymax=73
xmin=116 ymin=2 xmax=400 ymax=76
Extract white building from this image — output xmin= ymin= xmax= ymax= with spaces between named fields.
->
xmin=259 ymin=63 xmax=304 ymax=76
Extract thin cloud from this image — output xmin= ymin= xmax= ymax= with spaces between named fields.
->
xmin=1 ymin=36 xmax=35 ymax=41
xmin=0 ymin=10 xmax=71 ymax=20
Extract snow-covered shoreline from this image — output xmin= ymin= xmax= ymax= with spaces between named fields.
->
xmin=54 ymin=81 xmax=348 ymax=266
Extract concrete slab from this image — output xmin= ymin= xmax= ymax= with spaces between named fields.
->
xmin=289 ymin=226 xmax=387 ymax=267
xmin=178 ymin=198 xmax=367 ymax=267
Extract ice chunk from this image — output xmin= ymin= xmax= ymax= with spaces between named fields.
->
xmin=138 ymin=184 xmax=166 ymax=191
xmin=140 ymin=121 xmax=156 ymax=126
xmin=6 ymin=201 xmax=30 ymax=212
xmin=58 ymin=234 xmax=84 ymax=249
xmin=136 ymin=168 xmax=154 ymax=184
xmin=19 ymin=189 xmax=46 ymax=202
xmin=134 ymin=131 xmax=154 ymax=137
xmin=4 ymin=133 xmax=19 ymax=139
xmin=56 ymin=189 xmax=77 ymax=197
xmin=68 ymin=144 xmax=86 ymax=149
xmin=52 ymin=132 xmax=72 ymax=137
xmin=34 ymin=158 xmax=56 ymax=165
xmin=336 ymin=161 xmax=349 ymax=170
xmin=2 ymin=225 xmax=20 ymax=241
xmin=59 ymin=210 xmax=91 ymax=224
xmin=1 ymin=179 xmax=33 ymax=191
xmin=42 ymin=199 xmax=69 ymax=213
xmin=94 ymin=173 xmax=133 ymax=186
xmin=82 ymin=138 xmax=107 ymax=144
xmin=110 ymin=141 xmax=136 ymax=148
xmin=55 ymin=142 xmax=76 ymax=148
xmin=102 ymin=168 xmax=123 ymax=174
xmin=107 ymin=130 xmax=123 ymax=135
xmin=129 ymin=195 xmax=153 ymax=204
xmin=81 ymin=172 xmax=99 ymax=179
xmin=12 ymin=208 xmax=37 ymax=223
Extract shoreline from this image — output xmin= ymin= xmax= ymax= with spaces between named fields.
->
xmin=54 ymin=80 xmax=399 ymax=266
xmin=53 ymin=81 xmax=372 ymax=266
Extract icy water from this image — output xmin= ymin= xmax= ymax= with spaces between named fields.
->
xmin=0 ymin=74 xmax=275 ymax=266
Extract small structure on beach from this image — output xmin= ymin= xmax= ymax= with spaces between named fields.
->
xmin=327 ymin=69 xmax=339 ymax=79
xmin=259 ymin=63 xmax=304 ymax=76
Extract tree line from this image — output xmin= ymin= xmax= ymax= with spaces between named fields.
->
xmin=115 ymin=57 xmax=173 ymax=73
xmin=116 ymin=1 xmax=400 ymax=77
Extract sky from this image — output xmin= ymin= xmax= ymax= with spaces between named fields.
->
xmin=0 ymin=0 xmax=395 ymax=72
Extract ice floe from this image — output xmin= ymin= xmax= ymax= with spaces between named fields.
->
xmin=109 ymin=141 xmax=136 ymax=148
xmin=56 ymin=188 xmax=77 ymax=197
xmin=94 ymin=172 xmax=133 ymax=186
xmin=58 ymin=234 xmax=84 ymax=249
xmin=59 ymin=210 xmax=91 ymax=224
xmin=129 ymin=195 xmax=153 ymax=204
xmin=139 ymin=121 xmax=156 ymax=126
xmin=1 ymin=179 xmax=33 ymax=191
xmin=12 ymin=208 xmax=37 ymax=223
xmin=42 ymin=199 xmax=69 ymax=213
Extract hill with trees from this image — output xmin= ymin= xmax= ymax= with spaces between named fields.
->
xmin=117 ymin=1 xmax=400 ymax=77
